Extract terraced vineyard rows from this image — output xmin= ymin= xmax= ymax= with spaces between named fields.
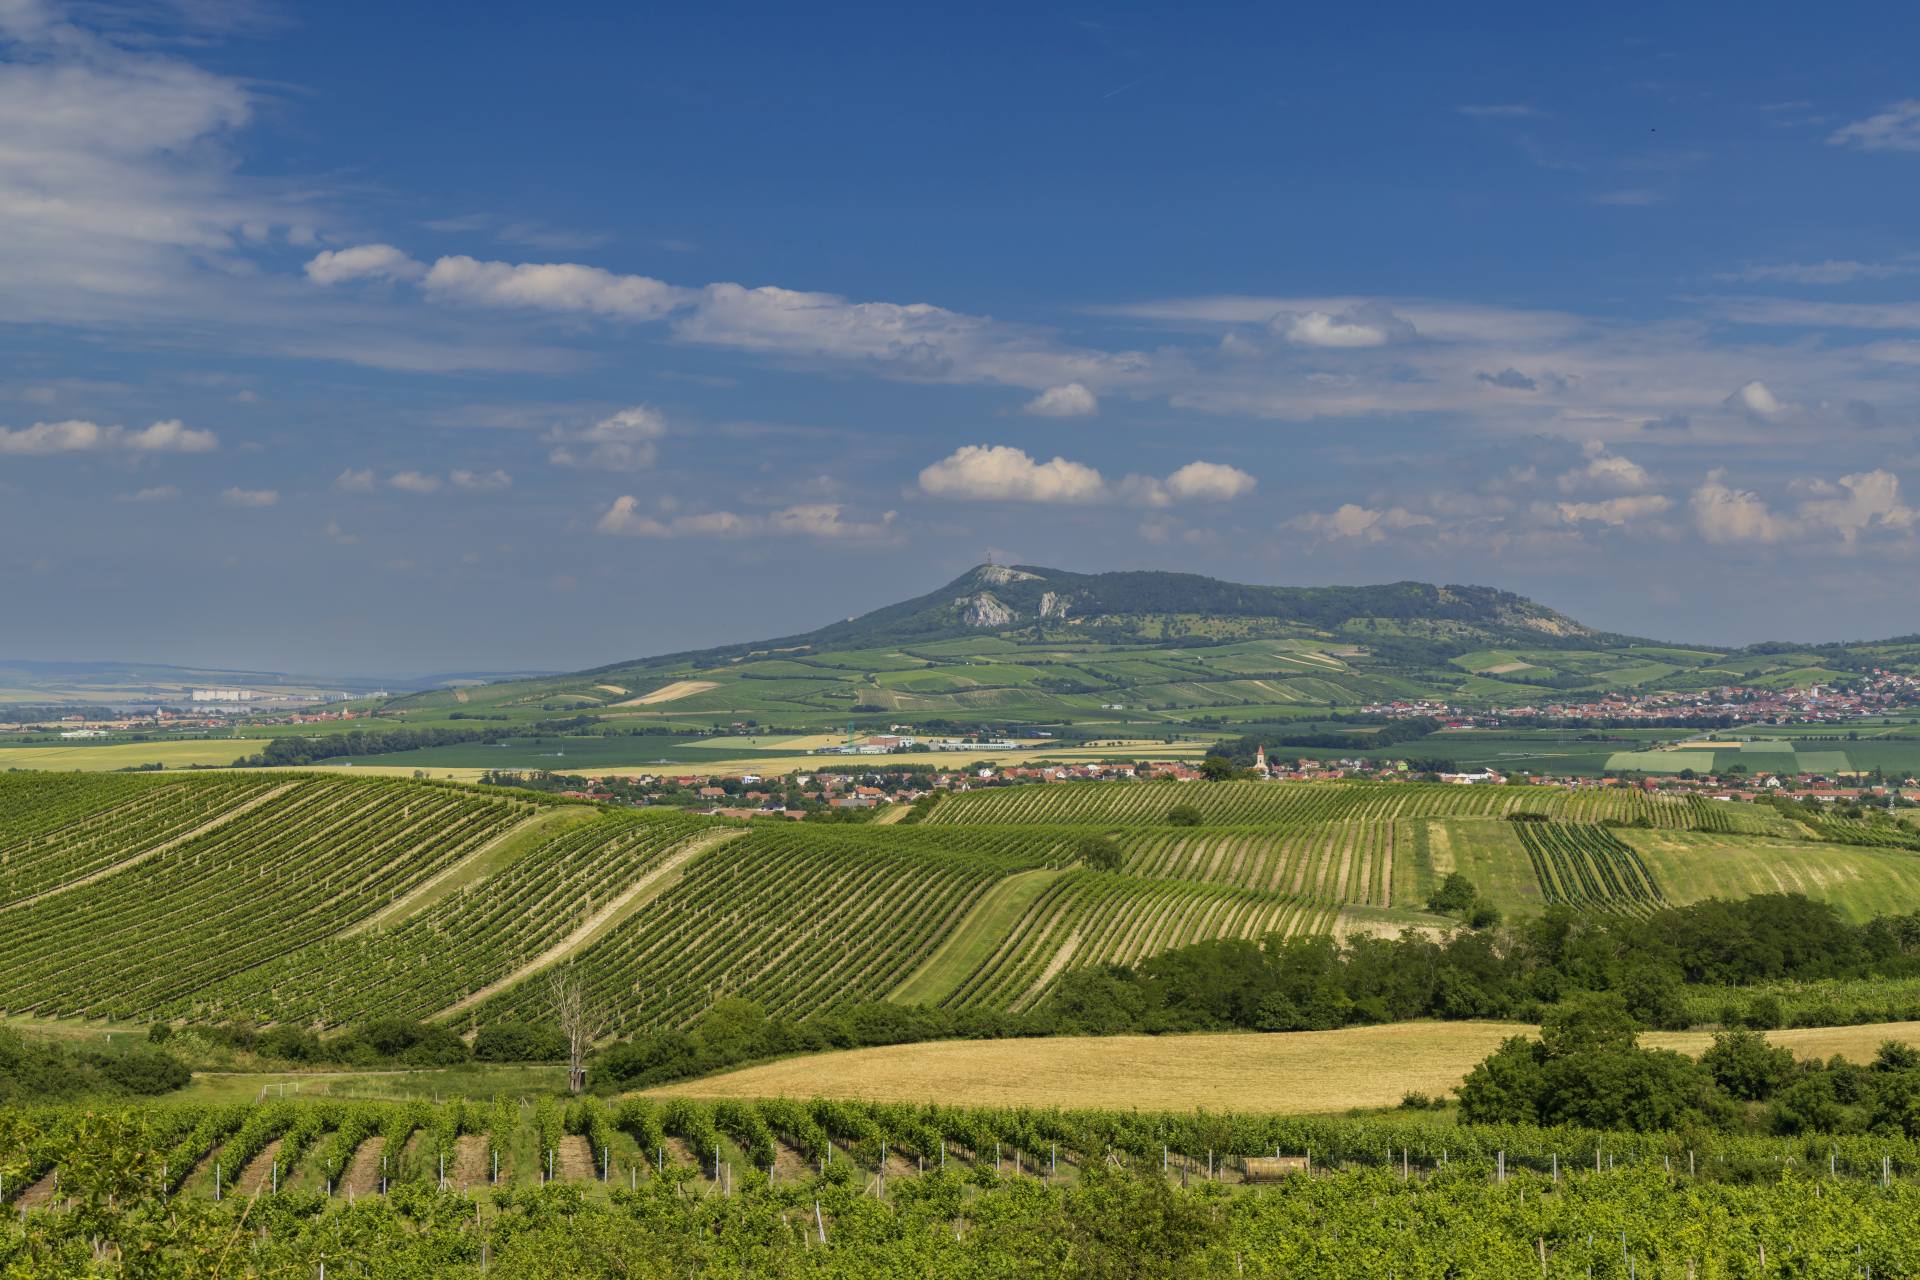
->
xmin=1516 ymin=821 xmax=1666 ymax=912
xmin=479 ymin=826 xmax=1071 ymax=1033
xmin=1118 ymin=823 xmax=1400 ymax=906
xmin=0 ymin=773 xmax=281 ymax=906
xmin=927 ymin=779 xmax=1713 ymax=828
xmin=0 ymin=777 xmax=534 ymax=1019
xmin=177 ymin=809 xmax=719 ymax=1027
xmin=942 ymin=870 xmax=1329 ymax=1011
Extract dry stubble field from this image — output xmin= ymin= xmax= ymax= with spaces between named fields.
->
xmin=650 ymin=1020 xmax=1920 ymax=1113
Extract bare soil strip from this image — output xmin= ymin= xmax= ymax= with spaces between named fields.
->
xmin=452 ymin=1135 xmax=488 ymax=1189
xmin=237 ymin=1139 xmax=285 ymax=1194
xmin=341 ymin=1137 xmax=384 ymax=1197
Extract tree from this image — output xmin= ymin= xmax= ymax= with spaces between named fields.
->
xmin=548 ymin=965 xmax=601 ymax=1095
xmin=1426 ymin=872 xmax=1478 ymax=915
xmin=1199 ymin=755 xmax=1237 ymax=782
xmin=1701 ymin=1029 xmax=1795 ymax=1100
xmin=1077 ymin=835 xmax=1124 ymax=872
xmin=1166 ymin=805 xmax=1203 ymax=827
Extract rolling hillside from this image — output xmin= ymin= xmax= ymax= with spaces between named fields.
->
xmin=7 ymin=771 xmax=1918 ymax=1035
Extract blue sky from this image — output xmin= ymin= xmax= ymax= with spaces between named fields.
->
xmin=7 ymin=0 xmax=1920 ymax=673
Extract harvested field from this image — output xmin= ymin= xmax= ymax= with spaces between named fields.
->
xmin=653 ymin=1020 xmax=1920 ymax=1114
xmin=616 ymin=681 xmax=718 ymax=706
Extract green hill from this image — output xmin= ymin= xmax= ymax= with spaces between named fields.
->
xmin=384 ymin=565 xmax=1639 ymax=727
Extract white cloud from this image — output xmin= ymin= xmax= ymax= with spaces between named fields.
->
xmin=1278 ymin=305 xmax=1415 ymax=349
xmin=116 ymin=484 xmax=180 ymax=503
xmin=1286 ymin=503 xmax=1435 ymax=542
xmin=450 ymin=468 xmax=513 ymax=493
xmin=1556 ymin=443 xmax=1652 ymax=493
xmin=917 ymin=444 xmax=1108 ymax=504
xmin=1829 ymin=101 xmax=1920 ymax=152
xmin=766 ymin=503 xmax=897 ymax=540
xmin=303 ymin=244 xmax=425 ymax=285
xmin=547 ymin=405 xmax=667 ymax=472
xmin=423 ymin=255 xmax=688 ymax=319
xmin=1690 ymin=472 xmax=1792 ymax=544
xmin=121 ymin=419 xmax=218 ymax=452
xmin=387 ymin=470 xmax=442 ymax=494
xmin=1725 ymin=379 xmax=1787 ymax=421
xmin=221 ymin=486 xmax=278 ymax=508
xmin=332 ymin=467 xmax=376 ymax=494
xmin=596 ymin=496 xmax=894 ymax=541
xmin=0 ymin=417 xmax=216 ymax=455
xmin=1552 ymin=494 xmax=1672 ymax=526
xmin=1161 ymin=460 xmax=1257 ymax=502
xmin=1022 ymin=382 xmax=1099 ymax=417
xmin=1797 ymin=470 xmax=1916 ymax=542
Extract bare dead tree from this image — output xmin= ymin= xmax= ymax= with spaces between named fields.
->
xmin=548 ymin=965 xmax=600 ymax=1095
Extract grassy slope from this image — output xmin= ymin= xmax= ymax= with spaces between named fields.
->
xmin=887 ymin=867 xmax=1068 ymax=1005
xmin=650 ymin=1021 xmax=1920 ymax=1114
xmin=1622 ymin=830 xmax=1920 ymax=920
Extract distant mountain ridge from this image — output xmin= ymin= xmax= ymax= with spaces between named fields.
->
xmin=581 ymin=564 xmax=1604 ymax=677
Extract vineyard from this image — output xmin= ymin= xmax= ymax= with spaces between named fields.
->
xmin=173 ymin=809 xmax=721 ymax=1027
xmin=0 ymin=776 xmax=538 ymax=1020
xmin=478 ymin=826 xmax=1074 ymax=1033
xmin=926 ymin=779 xmax=1720 ymax=829
xmin=0 ymin=772 xmax=282 ymax=906
xmin=1118 ymin=823 xmax=1400 ymax=906
xmin=3 ymin=1097 xmax=1920 ymax=1276
xmin=939 ymin=870 xmax=1330 ymax=1011
xmin=1514 ymin=823 xmax=1666 ymax=913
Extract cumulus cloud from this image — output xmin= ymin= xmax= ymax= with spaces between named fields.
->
xmin=547 ymin=405 xmax=667 ymax=472
xmin=1725 ymin=379 xmax=1788 ymax=421
xmin=421 ymin=256 xmax=688 ymax=319
xmin=1022 ymin=382 xmax=1099 ymax=417
xmin=221 ymin=486 xmax=278 ymax=508
xmin=303 ymin=244 xmax=425 ymax=285
xmin=1556 ymin=443 xmax=1653 ymax=494
xmin=451 ymin=468 xmax=512 ymax=493
xmin=332 ymin=467 xmax=376 ymax=493
xmin=1162 ymin=460 xmax=1257 ymax=502
xmin=1829 ymin=101 xmax=1920 ymax=152
xmin=1797 ymin=470 xmax=1917 ymax=542
xmin=917 ymin=444 xmax=1108 ymax=504
xmin=387 ymin=470 xmax=442 ymax=494
xmin=1551 ymin=494 xmax=1673 ymax=526
xmin=596 ymin=496 xmax=895 ymax=541
xmin=0 ymin=418 xmax=216 ymax=455
xmin=1277 ymin=304 xmax=1415 ymax=349
xmin=1690 ymin=471 xmax=1792 ymax=544
xmin=1286 ymin=503 xmax=1435 ymax=542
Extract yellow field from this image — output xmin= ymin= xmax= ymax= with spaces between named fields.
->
xmin=650 ymin=1021 xmax=1920 ymax=1114
xmin=0 ymin=739 xmax=266 ymax=771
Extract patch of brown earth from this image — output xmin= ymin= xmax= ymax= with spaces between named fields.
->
xmin=341 ymin=1136 xmax=385 ymax=1197
xmin=451 ymin=1135 xmax=489 ymax=1189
